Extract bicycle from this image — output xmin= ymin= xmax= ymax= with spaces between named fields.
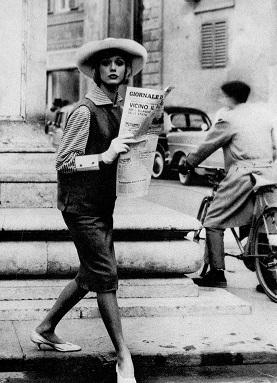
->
xmin=192 ymin=167 xmax=277 ymax=303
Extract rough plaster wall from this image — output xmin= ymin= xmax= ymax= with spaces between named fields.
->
xmin=162 ymin=0 xmax=274 ymax=115
xmin=162 ymin=0 xmax=228 ymax=113
xmin=228 ymin=0 xmax=273 ymax=102
xmin=269 ymin=0 xmax=277 ymax=109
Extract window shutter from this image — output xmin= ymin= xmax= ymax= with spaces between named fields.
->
xmin=201 ymin=20 xmax=227 ymax=69
xmin=214 ymin=21 xmax=227 ymax=67
xmin=201 ymin=23 xmax=214 ymax=68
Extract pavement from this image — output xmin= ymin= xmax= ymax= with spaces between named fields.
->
xmin=0 ymin=253 xmax=277 ymax=382
xmin=0 ymin=221 xmax=277 ymax=383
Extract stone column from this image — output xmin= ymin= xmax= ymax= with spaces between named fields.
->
xmin=0 ymin=0 xmax=51 ymax=151
xmin=0 ymin=0 xmax=47 ymax=122
xmin=79 ymin=0 xmax=108 ymax=96
xmin=80 ymin=0 xmax=143 ymax=96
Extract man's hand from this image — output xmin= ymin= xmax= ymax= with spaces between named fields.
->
xmin=102 ymin=134 xmax=134 ymax=164
xmin=178 ymin=157 xmax=194 ymax=175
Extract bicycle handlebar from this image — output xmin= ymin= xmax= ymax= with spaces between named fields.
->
xmin=194 ymin=166 xmax=226 ymax=188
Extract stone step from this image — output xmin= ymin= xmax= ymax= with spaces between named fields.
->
xmin=0 ymin=278 xmax=198 ymax=300
xmin=0 ymin=152 xmax=56 ymax=207
xmin=0 ymin=201 xmax=200 ymax=239
xmin=0 ymin=287 xmax=251 ymax=321
xmin=0 ymin=202 xmax=203 ymax=277
xmin=0 ymin=240 xmax=202 ymax=277
xmin=0 ymin=153 xmax=56 ymax=181
xmin=0 ymin=183 xmax=57 ymax=208
xmin=0 ymin=122 xmax=55 ymax=153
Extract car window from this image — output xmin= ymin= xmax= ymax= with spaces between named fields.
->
xmin=171 ymin=113 xmax=188 ymax=128
xmin=189 ymin=113 xmax=205 ymax=131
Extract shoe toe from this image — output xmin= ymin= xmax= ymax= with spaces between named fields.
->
xmin=55 ymin=342 xmax=81 ymax=352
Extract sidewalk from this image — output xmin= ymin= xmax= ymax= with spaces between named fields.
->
xmin=1 ymin=257 xmax=277 ymax=379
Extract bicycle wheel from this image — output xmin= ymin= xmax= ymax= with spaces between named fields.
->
xmin=194 ymin=196 xmax=211 ymax=240
xmin=251 ymin=207 xmax=277 ymax=303
xmin=194 ymin=196 xmax=212 ymax=277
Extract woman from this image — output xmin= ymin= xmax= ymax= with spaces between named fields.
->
xmin=31 ymin=37 xmax=147 ymax=383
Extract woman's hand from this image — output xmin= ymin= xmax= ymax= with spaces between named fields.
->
xmin=102 ymin=134 xmax=134 ymax=164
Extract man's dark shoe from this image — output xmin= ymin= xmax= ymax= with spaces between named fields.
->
xmin=256 ymin=284 xmax=264 ymax=293
xmin=193 ymin=269 xmax=227 ymax=288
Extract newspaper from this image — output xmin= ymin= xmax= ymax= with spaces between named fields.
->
xmin=116 ymin=86 xmax=173 ymax=197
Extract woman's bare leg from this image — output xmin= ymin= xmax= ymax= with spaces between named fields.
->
xmin=97 ymin=291 xmax=134 ymax=378
xmin=35 ymin=279 xmax=87 ymax=343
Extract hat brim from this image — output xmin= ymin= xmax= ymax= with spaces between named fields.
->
xmin=76 ymin=38 xmax=147 ymax=79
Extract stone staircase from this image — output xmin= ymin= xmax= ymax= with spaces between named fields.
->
xmin=0 ymin=125 xmax=251 ymax=320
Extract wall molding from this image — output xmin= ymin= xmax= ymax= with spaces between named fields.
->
xmin=194 ymin=0 xmax=235 ymax=14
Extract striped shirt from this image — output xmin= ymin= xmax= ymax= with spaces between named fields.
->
xmin=56 ymin=84 xmax=122 ymax=173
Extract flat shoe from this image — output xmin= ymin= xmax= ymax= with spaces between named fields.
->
xmin=193 ymin=277 xmax=227 ymax=288
xmin=116 ymin=363 xmax=136 ymax=383
xmin=30 ymin=330 xmax=81 ymax=352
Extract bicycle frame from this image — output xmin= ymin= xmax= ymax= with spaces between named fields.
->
xmin=241 ymin=188 xmax=273 ymax=258
xmin=194 ymin=167 xmax=277 ymax=301
xmin=194 ymin=168 xmax=276 ymax=261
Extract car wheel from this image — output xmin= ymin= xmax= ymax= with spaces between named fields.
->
xmin=178 ymin=155 xmax=192 ymax=185
xmin=152 ymin=150 xmax=165 ymax=178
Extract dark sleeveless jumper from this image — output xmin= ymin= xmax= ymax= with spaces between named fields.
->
xmin=57 ymin=97 xmax=122 ymax=216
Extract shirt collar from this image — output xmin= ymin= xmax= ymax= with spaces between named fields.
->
xmin=85 ymin=82 xmax=123 ymax=106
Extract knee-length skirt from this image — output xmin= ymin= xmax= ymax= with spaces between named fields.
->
xmin=62 ymin=212 xmax=118 ymax=293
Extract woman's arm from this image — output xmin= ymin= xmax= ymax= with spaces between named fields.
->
xmin=187 ymin=119 xmax=234 ymax=167
xmin=56 ymin=105 xmax=135 ymax=173
xmin=56 ymin=106 xmax=95 ymax=173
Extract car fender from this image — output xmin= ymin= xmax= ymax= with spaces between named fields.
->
xmin=171 ymin=150 xmax=187 ymax=169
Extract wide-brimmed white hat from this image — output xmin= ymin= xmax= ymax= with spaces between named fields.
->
xmin=76 ymin=37 xmax=147 ymax=79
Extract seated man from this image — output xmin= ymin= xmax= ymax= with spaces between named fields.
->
xmin=179 ymin=80 xmax=277 ymax=288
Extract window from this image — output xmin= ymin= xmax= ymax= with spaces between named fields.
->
xmin=56 ymin=0 xmax=70 ymax=13
xmin=47 ymin=0 xmax=54 ymax=14
xmin=189 ymin=114 xmax=206 ymax=130
xmin=47 ymin=0 xmax=81 ymax=14
xmin=69 ymin=0 xmax=79 ymax=10
xmin=201 ymin=20 xmax=228 ymax=68
xmin=171 ymin=113 xmax=188 ymax=129
xmin=47 ymin=69 xmax=80 ymax=108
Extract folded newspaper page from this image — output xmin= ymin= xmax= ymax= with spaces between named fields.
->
xmin=116 ymin=86 xmax=173 ymax=198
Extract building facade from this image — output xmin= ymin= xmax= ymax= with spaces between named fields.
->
xmin=162 ymin=0 xmax=277 ymax=114
xmin=47 ymin=0 xmax=277 ymax=116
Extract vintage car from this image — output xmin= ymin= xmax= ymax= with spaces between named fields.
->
xmin=164 ymin=106 xmax=224 ymax=185
xmin=152 ymin=132 xmax=169 ymax=178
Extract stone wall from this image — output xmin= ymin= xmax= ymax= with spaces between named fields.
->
xmin=47 ymin=11 xmax=84 ymax=51
xmin=142 ymin=0 xmax=163 ymax=89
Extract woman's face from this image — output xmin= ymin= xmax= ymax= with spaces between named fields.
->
xmin=98 ymin=55 xmax=129 ymax=86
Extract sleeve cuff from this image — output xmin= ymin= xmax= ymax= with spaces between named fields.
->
xmin=75 ymin=154 xmax=100 ymax=171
